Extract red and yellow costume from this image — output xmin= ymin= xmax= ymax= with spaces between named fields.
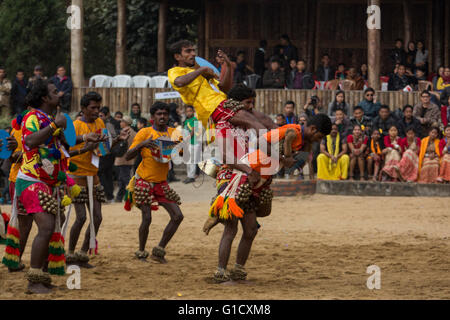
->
xmin=124 ymin=126 xmax=182 ymax=211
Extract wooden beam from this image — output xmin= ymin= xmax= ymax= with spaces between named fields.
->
xmin=197 ymin=0 xmax=205 ymax=57
xmin=314 ymin=0 xmax=321 ymax=71
xmin=306 ymin=0 xmax=316 ymax=72
xmin=445 ymin=0 xmax=450 ymax=67
xmin=157 ymin=0 xmax=168 ymax=72
xmin=71 ymin=0 xmax=84 ymax=88
xmin=204 ymin=0 xmax=210 ymax=60
xmin=432 ymin=0 xmax=444 ymax=70
xmin=402 ymin=0 xmax=411 ymax=52
xmin=367 ymin=0 xmax=381 ymax=90
xmin=116 ymin=0 xmax=127 ymax=75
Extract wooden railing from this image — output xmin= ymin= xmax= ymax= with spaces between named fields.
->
xmin=72 ymin=88 xmax=422 ymax=115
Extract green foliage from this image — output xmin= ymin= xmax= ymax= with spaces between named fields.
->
xmin=0 ymin=0 xmax=199 ymax=80
xmin=0 ymin=0 xmax=70 ymax=78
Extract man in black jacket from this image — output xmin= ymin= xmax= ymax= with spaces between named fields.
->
xmin=280 ymin=34 xmax=298 ymax=69
xmin=315 ymin=54 xmax=335 ymax=82
xmin=254 ymin=40 xmax=267 ymax=78
xmin=51 ymin=65 xmax=73 ymax=113
xmin=262 ymin=58 xmax=285 ymax=88
xmin=371 ymin=105 xmax=398 ymax=138
xmin=398 ymin=104 xmax=423 ymax=138
xmin=10 ymin=69 xmax=29 ymax=116
xmin=390 ymin=39 xmax=407 ymax=68
xmin=388 ymin=65 xmax=414 ymax=91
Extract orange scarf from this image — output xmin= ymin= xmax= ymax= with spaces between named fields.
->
xmin=370 ymin=139 xmax=381 ymax=155
xmin=418 ymin=136 xmax=440 ymax=172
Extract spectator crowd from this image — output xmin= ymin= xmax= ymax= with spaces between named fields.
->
xmin=214 ymin=35 xmax=450 ymax=93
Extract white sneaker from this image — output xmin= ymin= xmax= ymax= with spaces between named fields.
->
xmin=293 ymin=169 xmax=300 ymax=176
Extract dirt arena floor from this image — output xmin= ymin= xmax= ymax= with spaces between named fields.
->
xmin=1 ymin=177 xmax=450 ymax=300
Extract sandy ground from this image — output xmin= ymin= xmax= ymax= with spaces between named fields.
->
xmin=1 ymin=176 xmax=450 ymax=300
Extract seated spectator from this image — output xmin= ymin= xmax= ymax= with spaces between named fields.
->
xmin=275 ymin=113 xmax=287 ymax=126
xmin=234 ymin=51 xmax=254 ymax=83
xmin=398 ymin=126 xmax=421 ymax=182
xmin=436 ymin=67 xmax=450 ymax=91
xmin=347 ymin=125 xmax=368 ymax=180
xmin=350 ymin=106 xmax=371 ymax=136
xmin=438 ymin=125 xmax=450 ymax=183
xmin=335 ymin=63 xmax=346 ymax=80
xmin=263 ymin=58 xmax=285 ymax=89
xmin=316 ymin=54 xmax=335 ymax=82
xmin=346 ymin=67 xmax=365 ymax=90
xmin=398 ymin=104 xmax=422 ymax=138
xmin=359 ymin=64 xmax=368 ymax=80
xmin=432 ymin=66 xmax=444 ymax=89
xmin=114 ymin=111 xmax=123 ymax=121
xmin=357 ymin=88 xmax=381 ymax=120
xmin=328 ymin=90 xmax=350 ymax=118
xmin=380 ymin=125 xmax=402 ymax=181
xmin=442 ymin=95 xmax=450 ymax=127
xmin=334 ymin=109 xmax=352 ymax=139
xmin=130 ymin=102 xmax=141 ymax=131
xmin=388 ymin=64 xmax=415 ymax=91
xmin=283 ymin=101 xmax=298 ymax=124
xmin=372 ymin=105 xmax=398 ymax=138
xmin=406 ymin=41 xmax=416 ymax=71
xmin=298 ymin=113 xmax=308 ymax=126
xmin=415 ymin=40 xmax=428 ymax=70
xmin=289 ymin=60 xmax=314 ymax=90
xmin=303 ymin=95 xmax=325 ymax=118
xmin=366 ymin=128 xmax=383 ymax=181
xmin=317 ymin=123 xmax=349 ymax=180
xmin=415 ymin=67 xmax=427 ymax=82
xmin=390 ymin=38 xmax=407 ymax=67
xmin=418 ymin=127 xmax=441 ymax=183
xmin=413 ymin=90 xmax=440 ymax=137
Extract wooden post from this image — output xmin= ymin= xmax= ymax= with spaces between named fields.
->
xmin=306 ymin=0 xmax=316 ymax=72
xmin=445 ymin=0 xmax=449 ymax=67
xmin=204 ymin=0 xmax=211 ymax=61
xmin=402 ymin=0 xmax=411 ymax=52
xmin=313 ymin=0 xmax=321 ymax=71
xmin=71 ymin=0 xmax=84 ymax=88
xmin=367 ymin=0 xmax=380 ymax=90
xmin=197 ymin=1 xmax=205 ymax=58
xmin=116 ymin=0 xmax=127 ymax=75
xmin=432 ymin=0 xmax=444 ymax=70
xmin=157 ymin=0 xmax=168 ymax=72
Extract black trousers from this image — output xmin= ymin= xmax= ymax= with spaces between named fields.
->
xmin=98 ymin=154 xmax=115 ymax=200
xmin=115 ymin=165 xmax=132 ymax=201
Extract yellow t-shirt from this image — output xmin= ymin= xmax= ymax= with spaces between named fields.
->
xmin=69 ymin=118 xmax=106 ymax=176
xmin=9 ymin=128 xmax=23 ymax=183
xmin=129 ymin=126 xmax=181 ymax=183
xmin=168 ymin=66 xmax=227 ymax=127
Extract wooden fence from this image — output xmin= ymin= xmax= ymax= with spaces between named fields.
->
xmin=72 ymin=88 xmax=422 ymax=115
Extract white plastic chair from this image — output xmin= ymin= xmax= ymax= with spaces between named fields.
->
xmin=112 ymin=75 xmax=132 ymax=88
xmin=89 ymin=75 xmax=113 ymax=88
xmin=132 ymin=75 xmax=152 ymax=88
xmin=150 ymin=76 xmax=170 ymax=88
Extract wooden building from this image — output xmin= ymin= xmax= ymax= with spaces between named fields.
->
xmin=157 ymin=0 xmax=449 ymax=89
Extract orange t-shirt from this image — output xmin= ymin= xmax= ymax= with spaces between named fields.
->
xmin=69 ymin=118 xmax=106 ymax=176
xmin=263 ymin=124 xmax=303 ymax=152
xmin=129 ymin=126 xmax=181 ymax=183
xmin=9 ymin=128 xmax=23 ymax=183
